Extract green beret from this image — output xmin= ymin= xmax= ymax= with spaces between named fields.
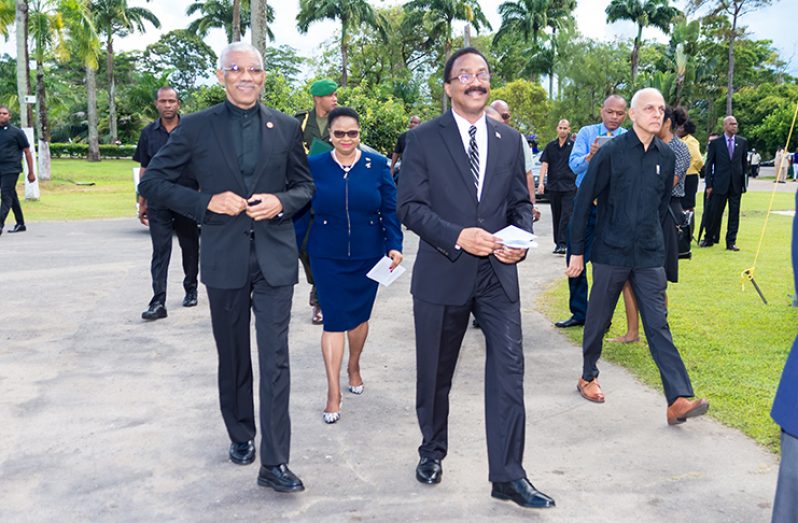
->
xmin=310 ymin=79 xmax=338 ymax=97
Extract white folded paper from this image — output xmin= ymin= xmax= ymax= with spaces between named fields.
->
xmin=366 ymin=256 xmax=406 ymax=287
xmin=493 ymin=225 xmax=538 ymax=249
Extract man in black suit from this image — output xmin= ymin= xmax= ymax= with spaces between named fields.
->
xmin=701 ymin=115 xmax=748 ymax=251
xmin=397 ymin=47 xmax=554 ymax=510
xmin=138 ymin=42 xmax=314 ymax=493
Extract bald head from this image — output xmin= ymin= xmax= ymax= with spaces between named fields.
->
xmin=600 ymin=95 xmax=627 ymax=131
xmin=556 ymin=119 xmax=571 ymax=140
xmin=491 ymin=100 xmax=511 ymax=124
xmin=484 ymin=104 xmax=503 ymax=123
xmin=723 ymin=115 xmax=738 ymax=136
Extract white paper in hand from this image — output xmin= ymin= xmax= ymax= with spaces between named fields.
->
xmin=366 ymin=256 xmax=406 ymax=287
xmin=494 ymin=225 xmax=537 ymax=249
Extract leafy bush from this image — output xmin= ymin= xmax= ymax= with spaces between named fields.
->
xmin=50 ymin=143 xmax=136 ymax=159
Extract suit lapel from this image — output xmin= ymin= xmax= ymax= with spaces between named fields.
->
xmin=209 ymin=104 xmax=248 ymax=195
xmin=248 ymin=105 xmax=275 ymax=191
xmin=438 ymin=110 xmax=478 ymax=204
xmin=481 ymin=118 xmax=502 ymax=205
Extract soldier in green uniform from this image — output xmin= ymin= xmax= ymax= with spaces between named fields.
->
xmin=294 ymin=79 xmax=338 ymax=325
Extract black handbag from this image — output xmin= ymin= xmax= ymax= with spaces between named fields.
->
xmin=669 ymin=206 xmax=693 ymax=260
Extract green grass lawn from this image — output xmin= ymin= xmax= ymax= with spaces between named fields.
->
xmin=542 ymin=191 xmax=797 ymax=452
xmin=20 ymin=159 xmax=139 ymax=221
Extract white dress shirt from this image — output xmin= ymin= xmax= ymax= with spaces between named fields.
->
xmin=452 ymin=109 xmax=488 ymax=200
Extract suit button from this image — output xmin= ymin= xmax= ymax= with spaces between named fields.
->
xmin=323 ymin=219 xmax=328 ymax=224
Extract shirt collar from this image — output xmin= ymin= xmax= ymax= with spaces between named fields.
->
xmin=154 ymin=115 xmax=181 ymax=131
xmin=452 ymin=109 xmax=487 ymax=134
xmin=725 ymin=133 xmax=735 ymax=142
xmin=598 ymin=123 xmax=623 ymax=137
xmin=225 ymin=99 xmax=259 ymax=118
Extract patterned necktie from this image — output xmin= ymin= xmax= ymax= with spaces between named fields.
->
xmin=468 ymin=125 xmax=479 ymax=194
xmin=727 ymin=137 xmax=734 ymax=159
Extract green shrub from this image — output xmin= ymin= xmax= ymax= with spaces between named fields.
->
xmin=49 ymin=143 xmax=136 ymax=159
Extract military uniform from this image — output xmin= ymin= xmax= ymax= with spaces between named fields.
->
xmin=294 ymin=107 xmax=331 ymax=154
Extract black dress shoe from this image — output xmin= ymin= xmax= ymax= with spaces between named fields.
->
xmin=726 ymin=244 xmax=740 ymax=252
xmin=182 ymin=290 xmax=198 ymax=307
xmin=555 ymin=316 xmax=584 ymax=328
xmin=7 ymin=223 xmax=26 ymax=233
xmin=416 ymin=457 xmax=442 ymax=484
xmin=472 ymin=317 xmax=481 ymax=328
xmin=257 ymin=464 xmax=305 ymax=492
xmin=229 ymin=440 xmax=256 ymax=465
xmin=141 ymin=303 xmax=167 ymax=321
xmin=699 ymin=239 xmax=714 ymax=248
xmin=491 ymin=478 xmax=555 ymax=509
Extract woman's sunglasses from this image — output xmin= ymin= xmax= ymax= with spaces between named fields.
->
xmin=332 ymin=130 xmax=360 ymax=139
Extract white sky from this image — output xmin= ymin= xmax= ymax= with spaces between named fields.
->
xmin=3 ymin=0 xmax=795 ymax=76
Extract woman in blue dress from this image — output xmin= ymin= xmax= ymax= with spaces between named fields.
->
xmin=303 ymin=107 xmax=403 ymax=424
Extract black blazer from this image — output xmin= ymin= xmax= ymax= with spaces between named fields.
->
xmin=138 ymin=102 xmax=314 ymax=289
xmin=397 ymin=110 xmax=533 ymax=306
xmin=705 ymin=134 xmax=748 ymax=195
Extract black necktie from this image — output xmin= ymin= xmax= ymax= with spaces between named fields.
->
xmin=468 ymin=125 xmax=479 ymax=194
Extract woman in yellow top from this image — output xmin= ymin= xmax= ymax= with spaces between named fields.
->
xmin=675 ymin=115 xmax=704 ymax=212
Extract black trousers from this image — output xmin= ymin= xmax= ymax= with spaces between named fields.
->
xmin=413 ymin=260 xmax=526 ymax=483
xmin=582 ymin=263 xmax=694 ymax=404
xmin=565 ymin=206 xmax=596 ymax=322
xmin=548 ymin=189 xmax=575 ymax=248
xmin=706 ymin=190 xmax=742 ymax=246
xmin=683 ymin=174 xmax=699 ymax=210
xmin=147 ymin=207 xmax=199 ymax=306
xmin=206 ymin=244 xmax=294 ymax=466
xmin=0 ymin=172 xmax=24 ymax=228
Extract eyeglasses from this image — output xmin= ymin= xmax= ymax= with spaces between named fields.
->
xmin=332 ymin=130 xmax=360 ymax=139
xmin=221 ymin=64 xmax=264 ymax=75
xmin=449 ymin=71 xmax=491 ymax=85
xmin=500 ymin=113 xmax=511 ymax=121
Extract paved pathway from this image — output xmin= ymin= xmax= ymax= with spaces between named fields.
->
xmin=0 ymin=209 xmax=782 ymax=522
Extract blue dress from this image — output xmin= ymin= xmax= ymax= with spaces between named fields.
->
xmin=302 ymin=151 xmax=403 ymax=332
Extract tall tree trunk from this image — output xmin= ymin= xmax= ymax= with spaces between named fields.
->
xmin=106 ymin=38 xmax=117 ymax=144
xmin=15 ymin=0 xmax=31 ymax=127
xmin=340 ymin=17 xmax=349 ymax=88
xmin=549 ymin=28 xmax=556 ymax=100
xmin=251 ymin=0 xmax=268 ymax=58
xmin=441 ymin=36 xmax=451 ymax=114
xmin=86 ymin=66 xmax=100 ymax=161
xmin=726 ymin=6 xmax=739 ymax=116
xmin=36 ymin=63 xmax=51 ymax=181
xmin=232 ymin=0 xmax=241 ymax=42
xmin=463 ymin=24 xmax=471 ymax=46
xmin=631 ymin=25 xmax=643 ymax=83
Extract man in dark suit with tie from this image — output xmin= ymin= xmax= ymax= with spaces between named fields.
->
xmin=770 ymin=189 xmax=798 ymax=523
xmin=138 ymin=42 xmax=314 ymax=493
xmin=701 ymin=115 xmax=748 ymax=251
xmin=397 ymin=47 xmax=554 ymax=510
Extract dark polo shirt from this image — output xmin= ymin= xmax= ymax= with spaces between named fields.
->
xmin=540 ymin=137 xmax=576 ymax=192
xmin=225 ymin=100 xmax=261 ymax=194
xmin=0 ymin=124 xmax=30 ymax=175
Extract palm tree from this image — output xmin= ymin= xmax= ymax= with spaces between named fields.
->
xmin=545 ymin=0 xmax=576 ymax=99
xmin=605 ymin=0 xmax=680 ymax=83
xmin=92 ymin=0 xmax=160 ymax=144
xmin=186 ymin=0 xmax=274 ymax=44
xmin=297 ymin=0 xmax=385 ymax=88
xmin=72 ymin=2 xmax=101 ymax=161
xmin=404 ymin=0 xmax=491 ymax=112
xmin=29 ymin=0 xmax=94 ymax=180
xmin=250 ymin=0 xmax=271 ymax=58
xmin=14 ymin=0 xmax=33 ymax=127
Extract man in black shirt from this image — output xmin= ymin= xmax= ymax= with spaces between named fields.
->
xmin=567 ymin=88 xmax=709 ymax=426
xmin=390 ymin=115 xmax=420 ymax=181
xmin=537 ymin=119 xmax=575 ymax=254
xmin=0 ymin=105 xmax=35 ymax=235
xmin=134 ymin=87 xmax=199 ymax=321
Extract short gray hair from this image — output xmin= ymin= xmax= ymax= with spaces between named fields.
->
xmin=217 ymin=42 xmax=264 ymax=70
xmin=630 ymin=88 xmax=662 ymax=110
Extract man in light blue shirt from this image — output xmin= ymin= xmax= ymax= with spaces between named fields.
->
xmin=555 ymin=95 xmax=627 ymax=328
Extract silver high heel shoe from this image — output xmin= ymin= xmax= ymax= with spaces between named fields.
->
xmin=347 ymin=383 xmax=364 ymax=395
xmin=323 ymin=396 xmax=342 ymax=424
